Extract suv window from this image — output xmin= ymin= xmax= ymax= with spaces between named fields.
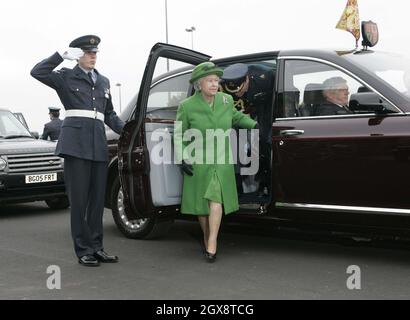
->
xmin=280 ymin=60 xmax=398 ymax=118
xmin=0 ymin=110 xmax=31 ymax=138
xmin=13 ymin=112 xmax=29 ymax=130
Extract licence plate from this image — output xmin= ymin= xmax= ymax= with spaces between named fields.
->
xmin=25 ymin=173 xmax=57 ymax=184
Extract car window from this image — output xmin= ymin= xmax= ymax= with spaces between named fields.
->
xmin=345 ymin=51 xmax=410 ymax=100
xmin=147 ymin=72 xmax=191 ymax=111
xmin=0 ymin=110 xmax=31 ymax=137
xmin=280 ymin=59 xmax=399 ymax=118
xmin=13 ymin=112 xmax=29 ymax=130
xmin=118 ymin=96 xmax=137 ymax=122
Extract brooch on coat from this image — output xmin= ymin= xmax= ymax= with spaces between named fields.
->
xmin=222 ymin=96 xmax=228 ymax=104
xmin=104 ymin=88 xmax=110 ymax=99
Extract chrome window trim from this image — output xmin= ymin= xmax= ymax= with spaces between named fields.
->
xmin=276 ymin=112 xmax=407 ymax=121
xmin=278 ymin=55 xmax=403 ymax=116
xmin=276 ymin=202 xmax=410 ymax=216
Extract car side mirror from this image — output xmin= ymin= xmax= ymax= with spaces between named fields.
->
xmin=349 ymin=92 xmax=392 ymax=114
xmin=31 ymin=131 xmax=39 ymax=139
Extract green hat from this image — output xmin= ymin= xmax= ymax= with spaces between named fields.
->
xmin=190 ymin=62 xmax=223 ymax=84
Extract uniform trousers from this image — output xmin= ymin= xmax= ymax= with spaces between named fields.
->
xmin=64 ymin=156 xmax=108 ymax=257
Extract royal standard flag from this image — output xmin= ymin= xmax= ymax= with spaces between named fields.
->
xmin=336 ymin=0 xmax=360 ymax=41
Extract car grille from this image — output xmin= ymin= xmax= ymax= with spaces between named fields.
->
xmin=6 ymin=153 xmax=63 ymax=173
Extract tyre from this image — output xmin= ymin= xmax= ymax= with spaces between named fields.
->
xmin=110 ymin=176 xmax=173 ymax=239
xmin=45 ymin=196 xmax=70 ymax=209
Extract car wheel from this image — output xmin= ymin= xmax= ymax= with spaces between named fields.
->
xmin=110 ymin=176 xmax=173 ymax=239
xmin=45 ymin=196 xmax=70 ymax=209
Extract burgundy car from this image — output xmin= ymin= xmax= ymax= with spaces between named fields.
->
xmin=105 ymin=42 xmax=410 ymax=240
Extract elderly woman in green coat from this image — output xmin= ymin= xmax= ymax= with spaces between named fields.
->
xmin=174 ymin=62 xmax=257 ymax=262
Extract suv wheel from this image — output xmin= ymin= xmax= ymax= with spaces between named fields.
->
xmin=45 ymin=196 xmax=70 ymax=209
xmin=110 ymin=176 xmax=173 ymax=239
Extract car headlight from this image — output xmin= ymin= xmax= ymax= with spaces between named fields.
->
xmin=0 ymin=158 xmax=7 ymax=171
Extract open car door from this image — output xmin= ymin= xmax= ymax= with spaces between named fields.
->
xmin=118 ymin=43 xmax=211 ymax=219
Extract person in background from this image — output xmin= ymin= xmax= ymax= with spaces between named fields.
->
xmin=314 ymin=76 xmax=352 ymax=116
xmin=41 ymin=107 xmax=62 ymax=141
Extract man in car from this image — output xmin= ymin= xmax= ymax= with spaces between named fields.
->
xmin=221 ymin=63 xmax=274 ymax=197
xmin=314 ymin=76 xmax=353 ymax=116
xmin=31 ymin=35 xmax=125 ymax=267
xmin=41 ymin=107 xmax=62 ymax=141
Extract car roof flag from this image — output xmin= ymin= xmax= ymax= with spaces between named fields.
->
xmin=336 ymin=0 xmax=361 ymax=48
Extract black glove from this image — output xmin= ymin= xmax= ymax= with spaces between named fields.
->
xmin=180 ymin=160 xmax=193 ymax=176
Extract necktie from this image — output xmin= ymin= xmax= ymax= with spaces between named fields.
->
xmin=87 ymin=71 xmax=94 ymax=84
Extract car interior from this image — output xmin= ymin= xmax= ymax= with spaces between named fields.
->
xmin=297 ymin=83 xmax=326 ymax=117
xmin=285 ymin=83 xmax=393 ymax=117
xmin=280 ymin=60 xmax=395 ymax=118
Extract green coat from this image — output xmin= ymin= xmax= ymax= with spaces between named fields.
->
xmin=174 ymin=91 xmax=257 ymax=215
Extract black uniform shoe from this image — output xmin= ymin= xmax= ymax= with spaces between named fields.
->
xmin=78 ymin=254 xmax=100 ymax=267
xmin=94 ymin=250 xmax=119 ymax=263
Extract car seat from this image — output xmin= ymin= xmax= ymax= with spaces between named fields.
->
xmin=299 ymin=83 xmax=325 ymax=116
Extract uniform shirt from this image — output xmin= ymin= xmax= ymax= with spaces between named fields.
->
xmin=79 ymin=66 xmax=97 ymax=83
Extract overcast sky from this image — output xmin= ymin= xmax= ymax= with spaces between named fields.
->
xmin=1 ymin=0 xmax=410 ymax=132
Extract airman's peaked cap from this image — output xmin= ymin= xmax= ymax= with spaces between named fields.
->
xmin=221 ymin=63 xmax=249 ymax=93
xmin=69 ymin=35 xmax=100 ymax=52
xmin=48 ymin=107 xmax=60 ymax=112
xmin=221 ymin=63 xmax=249 ymax=82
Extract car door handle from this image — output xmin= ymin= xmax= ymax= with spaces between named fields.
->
xmin=279 ymin=130 xmax=305 ymax=136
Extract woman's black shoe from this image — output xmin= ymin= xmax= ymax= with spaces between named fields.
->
xmin=205 ymin=251 xmax=217 ymax=263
